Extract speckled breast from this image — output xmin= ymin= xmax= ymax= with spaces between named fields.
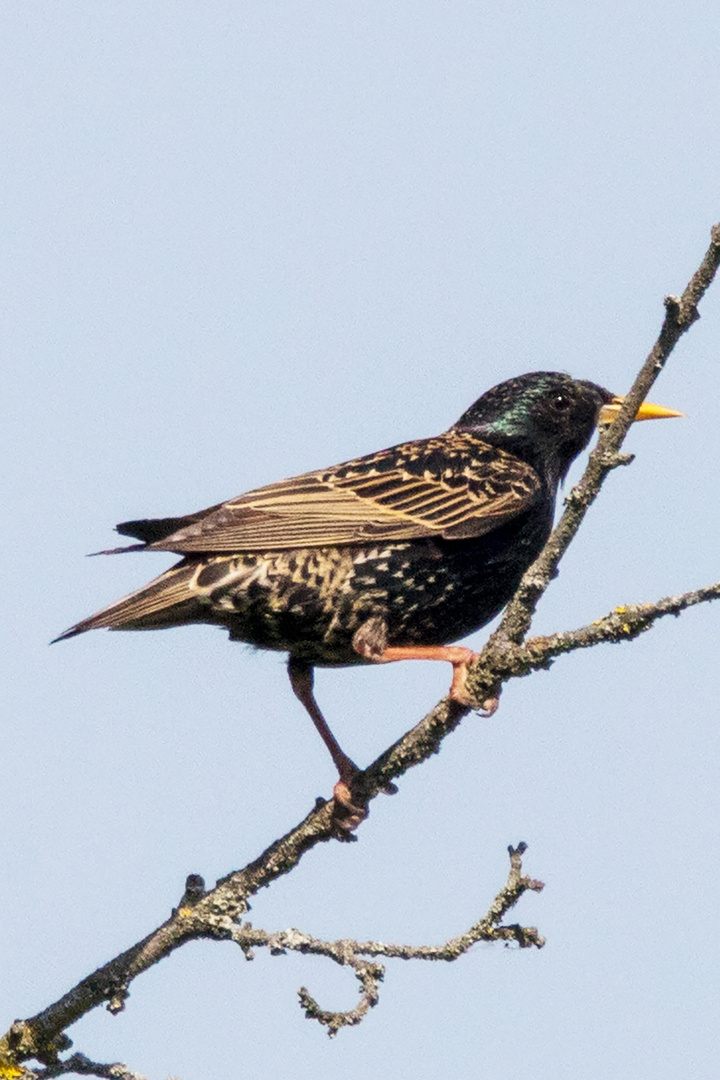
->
xmin=188 ymin=503 xmax=551 ymax=667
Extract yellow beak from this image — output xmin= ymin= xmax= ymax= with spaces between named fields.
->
xmin=598 ymin=395 xmax=684 ymax=425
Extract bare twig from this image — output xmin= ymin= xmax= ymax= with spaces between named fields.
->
xmin=523 ymin=581 xmax=720 ymax=663
xmin=34 ymin=1054 xmax=149 ymax=1080
xmin=291 ymin=843 xmax=543 ymax=1035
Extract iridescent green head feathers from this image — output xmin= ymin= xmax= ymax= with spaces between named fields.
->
xmin=453 ymin=372 xmax=613 ymax=483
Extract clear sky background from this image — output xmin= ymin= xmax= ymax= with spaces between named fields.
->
xmin=3 ymin=3 xmax=720 ymax=1078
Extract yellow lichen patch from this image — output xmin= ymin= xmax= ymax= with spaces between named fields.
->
xmin=0 ymin=1063 xmax=29 ymax=1079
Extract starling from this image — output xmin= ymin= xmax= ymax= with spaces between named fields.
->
xmin=56 ymin=372 xmax=680 ymax=825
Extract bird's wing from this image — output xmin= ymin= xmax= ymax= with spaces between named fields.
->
xmin=138 ymin=431 xmax=542 ymax=554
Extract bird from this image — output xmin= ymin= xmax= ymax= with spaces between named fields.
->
xmin=55 ymin=372 xmax=680 ymax=826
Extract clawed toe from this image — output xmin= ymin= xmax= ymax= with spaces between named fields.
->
xmin=448 ymin=651 xmax=479 ymax=706
xmin=332 ymin=778 xmax=368 ymax=831
xmin=449 ymin=657 xmax=501 ymax=716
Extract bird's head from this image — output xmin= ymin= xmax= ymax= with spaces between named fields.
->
xmin=453 ymin=371 xmax=681 ymax=485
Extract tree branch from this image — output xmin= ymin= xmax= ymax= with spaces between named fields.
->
xmin=34 ymin=1054 xmax=151 ymax=1080
xmin=485 ymin=221 xmax=720 ymax=650
xmin=288 ymin=843 xmax=543 ymax=1035
xmin=523 ymin=581 xmax=720 ymax=662
xmin=3 ymin=224 xmax=719 ymax=1076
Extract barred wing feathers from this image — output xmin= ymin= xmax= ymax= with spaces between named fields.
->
xmin=135 ymin=432 xmax=541 ymax=554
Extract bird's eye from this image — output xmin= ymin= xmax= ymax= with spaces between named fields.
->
xmin=551 ymin=393 xmax=571 ymax=412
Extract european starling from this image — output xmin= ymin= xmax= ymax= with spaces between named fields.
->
xmin=56 ymin=372 xmax=679 ymax=824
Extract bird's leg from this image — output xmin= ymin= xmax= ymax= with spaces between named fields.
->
xmin=382 ymin=645 xmax=480 ymax=704
xmin=287 ymin=658 xmax=367 ymax=829
xmin=352 ymin=621 xmax=499 ymax=714
xmin=287 ymin=658 xmax=356 ymax=778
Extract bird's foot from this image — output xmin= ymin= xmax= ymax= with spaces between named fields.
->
xmin=329 ymin=759 xmax=398 ymax=832
xmin=331 ymin=777 xmax=368 ymax=832
xmin=446 ymin=647 xmax=481 ymax=706
xmin=351 ymin=637 xmax=501 ymax=716
xmin=363 ymin=643 xmax=489 ymax=711
xmin=448 ymin=654 xmax=501 ymax=715
xmin=330 ymin=760 xmax=370 ymax=832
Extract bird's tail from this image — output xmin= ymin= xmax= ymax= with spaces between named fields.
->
xmin=52 ymin=559 xmax=204 ymax=642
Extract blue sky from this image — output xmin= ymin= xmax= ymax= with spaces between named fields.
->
xmin=3 ymin=3 xmax=720 ymax=1078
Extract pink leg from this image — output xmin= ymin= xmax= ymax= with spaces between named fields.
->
xmin=287 ymin=659 xmax=367 ymax=829
xmin=355 ymin=642 xmax=499 ymax=715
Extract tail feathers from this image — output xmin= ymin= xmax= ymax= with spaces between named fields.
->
xmin=116 ymin=516 xmax=194 ymax=544
xmin=52 ymin=561 xmax=202 ymax=642
xmin=116 ymin=503 xmax=224 ymax=545
xmin=88 ymin=543 xmax=148 ymax=556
